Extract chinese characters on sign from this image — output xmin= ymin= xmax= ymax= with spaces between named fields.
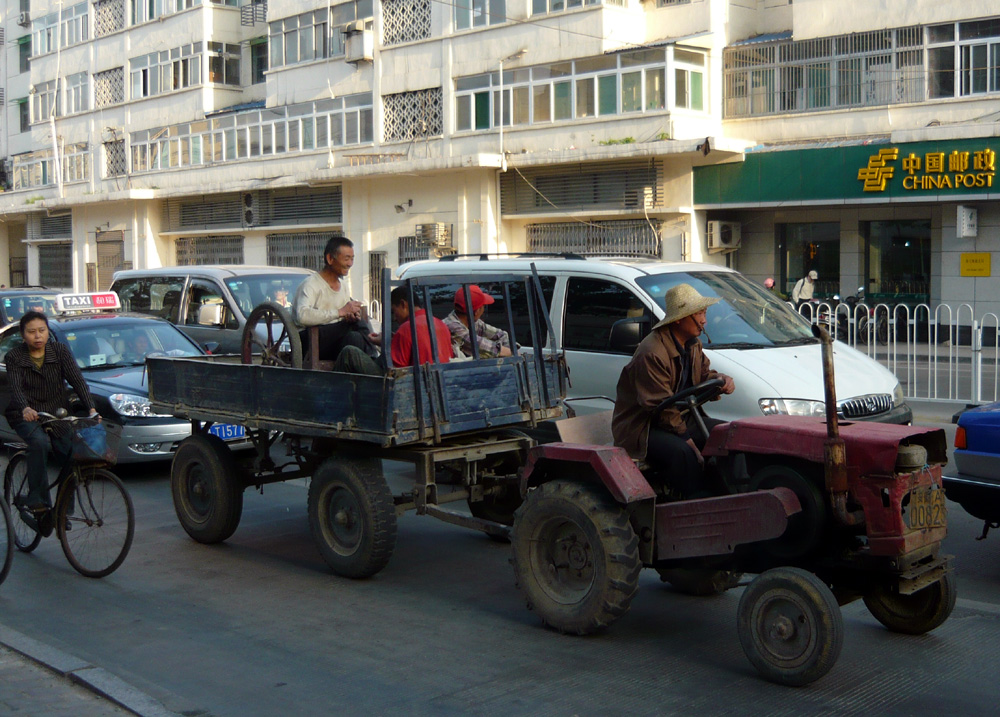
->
xmin=960 ymin=253 xmax=991 ymax=277
xmin=859 ymin=147 xmax=996 ymax=192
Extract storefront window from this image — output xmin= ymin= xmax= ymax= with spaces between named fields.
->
xmin=776 ymin=222 xmax=840 ymax=299
xmin=863 ymin=220 xmax=931 ymax=305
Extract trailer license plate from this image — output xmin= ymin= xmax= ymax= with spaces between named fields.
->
xmin=209 ymin=423 xmax=245 ymax=441
xmin=907 ymin=487 xmax=946 ymax=530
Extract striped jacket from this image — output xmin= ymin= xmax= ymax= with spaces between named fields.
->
xmin=4 ymin=340 xmax=95 ymax=426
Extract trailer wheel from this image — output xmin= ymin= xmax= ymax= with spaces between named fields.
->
xmin=511 ymin=480 xmax=640 ymax=635
xmin=657 ymin=568 xmax=743 ymax=596
xmin=241 ymin=302 xmax=302 ymax=368
xmin=738 ymin=567 xmax=843 ymax=687
xmin=308 ymin=457 xmax=396 ymax=579
xmin=863 ymin=572 xmax=956 ymax=635
xmin=172 ymin=434 xmax=243 ymax=544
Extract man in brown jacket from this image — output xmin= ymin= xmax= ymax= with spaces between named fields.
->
xmin=612 ymin=283 xmax=735 ymax=497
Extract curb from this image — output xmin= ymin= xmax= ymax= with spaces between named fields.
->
xmin=0 ymin=623 xmax=180 ymax=717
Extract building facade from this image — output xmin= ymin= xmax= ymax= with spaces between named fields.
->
xmin=0 ymin=0 xmax=996 ymax=317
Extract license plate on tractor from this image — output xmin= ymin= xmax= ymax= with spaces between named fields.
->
xmin=209 ymin=423 xmax=246 ymax=441
xmin=906 ymin=486 xmax=947 ymax=529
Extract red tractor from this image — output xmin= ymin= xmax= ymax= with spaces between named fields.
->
xmin=510 ymin=328 xmax=953 ymax=686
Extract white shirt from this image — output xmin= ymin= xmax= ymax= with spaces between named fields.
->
xmin=293 ymin=272 xmax=351 ymax=327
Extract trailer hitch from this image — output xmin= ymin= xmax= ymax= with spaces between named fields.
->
xmin=815 ymin=324 xmax=865 ymax=527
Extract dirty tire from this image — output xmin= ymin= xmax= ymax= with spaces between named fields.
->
xmin=738 ymin=567 xmax=843 ymax=687
xmin=241 ymin=302 xmax=302 ymax=368
xmin=750 ymin=464 xmax=826 ymax=561
xmin=58 ymin=469 xmax=135 ymax=579
xmin=657 ymin=568 xmax=743 ymax=596
xmin=511 ymin=480 xmax=640 ymax=635
xmin=308 ymin=457 xmax=396 ymax=579
xmin=3 ymin=453 xmax=42 ymax=553
xmin=171 ymin=434 xmax=243 ymax=544
xmin=863 ymin=571 xmax=956 ymax=635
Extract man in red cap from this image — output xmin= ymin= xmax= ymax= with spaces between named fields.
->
xmin=443 ymin=285 xmax=512 ymax=359
xmin=389 ymin=286 xmax=453 ymax=366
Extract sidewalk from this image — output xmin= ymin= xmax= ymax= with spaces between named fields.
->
xmin=0 ymin=625 xmax=178 ymax=717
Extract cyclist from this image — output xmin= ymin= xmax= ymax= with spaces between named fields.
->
xmin=4 ymin=311 xmax=99 ymax=517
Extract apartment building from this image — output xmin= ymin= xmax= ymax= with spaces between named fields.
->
xmin=0 ymin=0 xmax=996 ymax=317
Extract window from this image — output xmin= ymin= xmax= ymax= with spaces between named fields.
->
xmin=66 ymin=72 xmax=89 ymax=114
xmin=130 ymin=43 xmax=202 ymax=99
xmin=532 ymin=0 xmax=622 ymax=14
xmin=674 ymin=48 xmax=705 ymax=110
xmin=482 ymin=276 xmax=555 ymax=348
xmin=454 ymin=50 xmax=677 ymax=131
xmin=251 ymin=38 xmax=268 ymax=84
xmin=777 ymin=222 xmax=840 ymax=300
xmin=131 ymin=0 xmax=168 ymax=24
xmin=563 ymin=278 xmax=645 ymax=354
xmin=18 ymin=37 xmax=30 ymax=74
xmin=38 ymin=244 xmax=73 ymax=289
xmin=32 ymin=2 xmax=89 ymax=54
xmin=269 ymin=10 xmax=329 ymax=68
xmin=209 ymin=42 xmax=241 ymax=85
xmin=455 ymin=0 xmax=505 ymax=29
xmin=18 ymin=99 xmax=29 ymax=133
xmin=863 ymin=220 xmax=931 ymax=305
xmin=32 ymin=80 xmax=59 ymax=122
xmin=185 ymin=279 xmax=238 ymax=328
xmin=330 ymin=0 xmax=373 ymax=55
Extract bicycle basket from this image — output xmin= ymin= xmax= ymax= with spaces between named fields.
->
xmin=70 ymin=419 xmax=122 ymax=465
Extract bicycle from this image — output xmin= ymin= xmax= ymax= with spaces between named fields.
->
xmin=0 ymin=493 xmax=12 ymax=586
xmin=2 ymin=411 xmax=135 ymax=578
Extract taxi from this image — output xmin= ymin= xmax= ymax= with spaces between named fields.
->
xmin=0 ymin=291 xmax=246 ymax=463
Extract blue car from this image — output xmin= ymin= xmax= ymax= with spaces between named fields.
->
xmin=944 ymin=402 xmax=1000 ymax=536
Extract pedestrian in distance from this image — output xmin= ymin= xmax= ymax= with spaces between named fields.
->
xmin=792 ymin=270 xmax=818 ymax=308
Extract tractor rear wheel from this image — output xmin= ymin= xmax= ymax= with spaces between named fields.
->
xmin=738 ymin=567 xmax=843 ymax=687
xmin=863 ymin=572 xmax=956 ymax=635
xmin=511 ymin=480 xmax=640 ymax=635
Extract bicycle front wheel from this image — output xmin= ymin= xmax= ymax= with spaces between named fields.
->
xmin=3 ymin=453 xmax=42 ymax=553
xmin=57 ymin=468 xmax=135 ymax=578
xmin=0 ymin=497 xmax=12 ymax=586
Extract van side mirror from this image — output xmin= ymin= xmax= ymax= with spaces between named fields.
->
xmin=608 ymin=315 xmax=650 ymax=354
xmin=202 ymin=342 xmax=220 ymax=355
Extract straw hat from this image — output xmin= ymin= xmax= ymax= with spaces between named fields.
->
xmin=653 ymin=283 xmax=720 ymax=329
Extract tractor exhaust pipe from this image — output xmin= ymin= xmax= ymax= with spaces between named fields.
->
xmin=814 ymin=324 xmax=865 ymax=527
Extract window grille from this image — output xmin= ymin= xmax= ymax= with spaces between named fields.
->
xmin=94 ymin=0 xmax=125 ymax=37
xmin=397 ymin=236 xmax=428 ymax=265
xmin=104 ymin=140 xmax=127 ymax=177
xmin=526 ymin=220 xmax=661 ymax=258
xmin=500 ymin=160 xmax=663 ymax=215
xmin=41 ymin=212 xmax=72 ymax=239
xmin=164 ymin=189 xmax=343 ymax=232
xmin=175 ymin=235 xmax=245 ymax=265
xmin=382 ymin=0 xmax=431 ymax=46
xmin=383 ymin=87 xmax=443 ymax=142
xmin=94 ymin=67 xmax=125 ymax=108
xmin=38 ymin=243 xmax=73 ymax=288
xmin=368 ymin=250 xmax=388 ymax=311
xmin=267 ymin=232 xmax=343 ymax=270
xmin=9 ymin=256 xmax=27 ymax=287
xmin=96 ymin=230 xmax=125 ymax=289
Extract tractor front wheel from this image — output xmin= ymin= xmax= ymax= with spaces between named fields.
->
xmin=863 ymin=572 xmax=956 ymax=635
xmin=511 ymin=480 xmax=640 ymax=635
xmin=737 ymin=567 xmax=843 ymax=687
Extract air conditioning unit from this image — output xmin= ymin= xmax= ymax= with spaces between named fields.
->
xmin=706 ymin=220 xmax=741 ymax=253
xmin=345 ymin=27 xmax=373 ymax=63
xmin=17 ymin=11 xmax=31 ymax=26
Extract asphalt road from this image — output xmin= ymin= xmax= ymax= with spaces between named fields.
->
xmin=1 ymin=401 xmax=998 ymax=716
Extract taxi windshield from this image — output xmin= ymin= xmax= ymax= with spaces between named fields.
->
xmin=65 ymin=324 xmax=202 ymax=368
xmin=635 ymin=271 xmax=816 ymax=349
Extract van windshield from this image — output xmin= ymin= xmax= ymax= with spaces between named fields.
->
xmin=635 ymin=271 xmax=816 ymax=348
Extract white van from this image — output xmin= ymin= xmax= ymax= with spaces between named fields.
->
xmin=398 ymin=256 xmax=910 ymax=424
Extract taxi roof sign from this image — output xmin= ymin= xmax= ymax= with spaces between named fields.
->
xmin=55 ymin=292 xmax=121 ymax=313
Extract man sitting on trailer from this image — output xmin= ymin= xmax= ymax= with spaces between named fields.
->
xmin=292 ymin=236 xmax=378 ymax=362
xmin=332 ymin=287 xmax=453 ymax=375
xmin=612 ymin=283 xmax=735 ymax=497
xmin=442 ymin=285 xmax=512 ymax=359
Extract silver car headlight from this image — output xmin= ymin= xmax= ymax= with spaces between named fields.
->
xmin=892 ymin=382 xmax=905 ymax=406
xmin=759 ymin=398 xmax=827 ymax=417
xmin=109 ymin=393 xmax=171 ymax=418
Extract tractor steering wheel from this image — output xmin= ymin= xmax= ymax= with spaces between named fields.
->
xmin=651 ymin=377 xmax=726 ymax=442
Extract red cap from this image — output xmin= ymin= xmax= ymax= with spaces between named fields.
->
xmin=455 ymin=285 xmax=495 ymax=312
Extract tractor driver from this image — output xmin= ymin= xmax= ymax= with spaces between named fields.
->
xmin=611 ymin=283 xmax=735 ymax=497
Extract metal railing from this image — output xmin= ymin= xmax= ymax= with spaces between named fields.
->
xmin=797 ymin=301 xmax=1000 ymax=405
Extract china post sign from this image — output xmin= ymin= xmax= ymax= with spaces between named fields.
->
xmin=858 ymin=147 xmax=997 ymax=193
